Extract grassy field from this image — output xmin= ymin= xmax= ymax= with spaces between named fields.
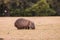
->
xmin=0 ymin=17 xmax=60 ymax=40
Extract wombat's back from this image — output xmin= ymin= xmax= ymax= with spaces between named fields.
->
xmin=15 ymin=18 xmax=30 ymax=29
xmin=16 ymin=18 xmax=29 ymax=26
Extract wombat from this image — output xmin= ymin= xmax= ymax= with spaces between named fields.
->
xmin=15 ymin=18 xmax=35 ymax=29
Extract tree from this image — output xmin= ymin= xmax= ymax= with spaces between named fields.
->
xmin=0 ymin=0 xmax=10 ymax=16
xmin=46 ymin=0 xmax=60 ymax=16
xmin=25 ymin=0 xmax=56 ymax=16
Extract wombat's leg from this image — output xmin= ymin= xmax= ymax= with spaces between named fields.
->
xmin=17 ymin=26 xmax=24 ymax=29
xmin=24 ymin=26 xmax=29 ymax=29
xmin=0 ymin=38 xmax=3 ymax=40
xmin=28 ymin=26 xmax=30 ymax=29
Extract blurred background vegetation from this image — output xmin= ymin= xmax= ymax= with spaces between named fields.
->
xmin=0 ymin=0 xmax=60 ymax=16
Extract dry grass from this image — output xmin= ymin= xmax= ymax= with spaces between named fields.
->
xmin=0 ymin=17 xmax=60 ymax=40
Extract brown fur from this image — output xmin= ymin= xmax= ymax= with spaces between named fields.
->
xmin=15 ymin=18 xmax=35 ymax=29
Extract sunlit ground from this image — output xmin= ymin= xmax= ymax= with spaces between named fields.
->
xmin=0 ymin=17 xmax=60 ymax=40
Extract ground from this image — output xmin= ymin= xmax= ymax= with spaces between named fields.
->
xmin=0 ymin=17 xmax=60 ymax=40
